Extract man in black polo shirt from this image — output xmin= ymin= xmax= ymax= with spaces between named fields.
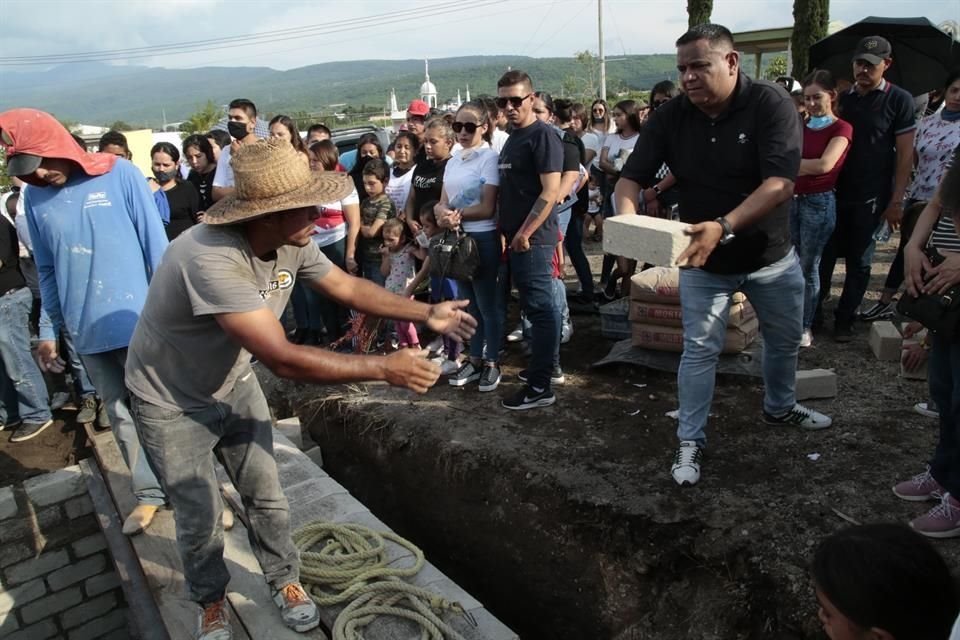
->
xmin=496 ymin=70 xmax=563 ymax=410
xmin=817 ymin=36 xmax=916 ymax=340
xmin=615 ymin=24 xmax=832 ymax=486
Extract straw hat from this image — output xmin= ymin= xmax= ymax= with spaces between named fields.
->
xmin=204 ymin=138 xmax=352 ymax=225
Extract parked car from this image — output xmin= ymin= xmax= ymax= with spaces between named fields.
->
xmin=330 ymin=125 xmax=392 ymax=171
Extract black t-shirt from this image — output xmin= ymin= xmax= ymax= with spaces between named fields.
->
xmin=410 ymin=156 xmax=449 ymax=222
xmin=621 ymin=73 xmax=801 ymax=274
xmin=187 ymin=168 xmax=215 ymax=211
xmin=0 ymin=216 xmax=26 ymax=296
xmin=560 ymin=127 xmax=589 ymax=216
xmin=497 ymin=119 xmax=564 ymax=244
xmin=165 ymin=181 xmax=201 ymax=241
xmin=835 ymin=80 xmax=916 ymax=203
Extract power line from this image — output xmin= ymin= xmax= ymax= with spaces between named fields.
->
xmin=528 ymin=0 xmax=592 ymax=57
xmin=0 ymin=1 xmax=508 ymax=65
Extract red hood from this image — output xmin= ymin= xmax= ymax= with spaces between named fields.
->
xmin=0 ymin=108 xmax=117 ymax=187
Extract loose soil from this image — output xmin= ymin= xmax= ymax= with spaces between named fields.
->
xmin=5 ymin=240 xmax=954 ymax=639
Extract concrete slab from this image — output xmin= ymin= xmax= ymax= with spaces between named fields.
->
xmin=795 ymin=369 xmax=838 ymax=400
xmin=868 ymin=321 xmax=901 ymax=361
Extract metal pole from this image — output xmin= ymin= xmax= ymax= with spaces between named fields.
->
xmin=598 ymin=0 xmax=607 ymax=101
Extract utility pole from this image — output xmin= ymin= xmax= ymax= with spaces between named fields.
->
xmin=598 ymin=0 xmax=607 ymax=101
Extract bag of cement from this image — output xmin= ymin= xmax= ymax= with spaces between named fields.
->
xmin=629 ymin=300 xmax=756 ymax=329
xmin=631 ymin=316 xmax=759 ymax=354
xmin=629 ymin=267 xmax=747 ymax=305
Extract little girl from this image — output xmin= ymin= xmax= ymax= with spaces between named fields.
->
xmin=379 ymin=218 xmax=420 ymax=349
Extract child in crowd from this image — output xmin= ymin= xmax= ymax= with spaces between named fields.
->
xmin=585 ymin=173 xmax=603 ymax=241
xmin=811 ymin=523 xmax=959 ymax=640
xmin=358 ymin=159 xmax=395 ymax=287
xmin=379 ymin=218 xmax=420 ymax=350
xmin=406 ymin=202 xmax=462 ymax=375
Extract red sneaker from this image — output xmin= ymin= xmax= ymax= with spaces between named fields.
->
xmin=910 ymin=493 xmax=960 ymax=539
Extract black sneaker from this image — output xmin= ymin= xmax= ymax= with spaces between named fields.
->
xmin=76 ymin=395 xmax=98 ymax=425
xmin=10 ymin=419 xmax=54 ymax=443
xmin=833 ymin=321 xmax=854 ymax=343
xmin=857 ymin=300 xmax=895 ymax=322
xmin=518 ymin=367 xmax=565 ymax=385
xmin=502 ymin=385 xmax=556 ymax=411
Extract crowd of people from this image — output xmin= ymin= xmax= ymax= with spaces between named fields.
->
xmin=0 ymin=20 xmax=959 ymax=640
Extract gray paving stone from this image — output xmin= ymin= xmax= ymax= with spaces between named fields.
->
xmin=64 ymin=495 xmax=94 ymax=520
xmin=0 ymin=577 xmax=46 ymax=615
xmin=47 ymin=554 xmax=106 ymax=592
xmin=71 ymin=532 xmax=107 ymax=559
xmin=20 ymin=585 xmax=82 ymax=624
xmin=449 ymin=607 xmax=520 ymax=640
xmin=4 ymin=549 xmax=69 ymax=585
xmin=0 ymin=505 xmax=63 ymax=544
xmin=5 ymin=618 xmax=57 ymax=640
xmin=60 ymin=591 xmax=116 ymax=630
xmin=84 ymin=571 xmax=120 ymax=598
xmin=0 ymin=542 xmax=34 ymax=569
xmin=0 ymin=609 xmax=19 ymax=635
xmin=287 ymin=490 xmax=366 ymax=531
xmin=24 ymin=466 xmax=86 ymax=507
xmin=66 ymin=608 xmax=128 ymax=640
xmin=0 ymin=486 xmax=18 ymax=520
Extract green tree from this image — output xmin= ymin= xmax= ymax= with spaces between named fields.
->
xmin=107 ymin=120 xmax=134 ymax=131
xmin=560 ymin=50 xmax=601 ymax=102
xmin=180 ymin=100 xmax=222 ymax=135
xmin=687 ymin=0 xmax=713 ymax=28
xmin=790 ymin=0 xmax=829 ymax=78
xmin=764 ymin=55 xmax=789 ymax=81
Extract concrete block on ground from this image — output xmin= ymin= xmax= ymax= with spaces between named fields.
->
xmin=0 ymin=505 xmax=63 ymax=544
xmin=47 ymin=553 xmax=106 ymax=592
xmin=4 ymin=549 xmax=69 ymax=585
xmin=795 ymin=369 xmax=838 ymax=401
xmin=0 ymin=543 xmax=33 ymax=569
xmin=602 ymin=215 xmax=691 ymax=267
xmin=275 ymin=418 xmax=305 ymax=450
xmin=5 ymin=618 xmax=57 ymax=640
xmin=900 ymin=356 xmax=928 ymax=381
xmin=0 ymin=578 xmax=46 ymax=615
xmin=64 ymin=494 xmax=94 ymax=520
xmin=66 ymin=608 xmax=127 ymax=640
xmin=60 ymin=590 xmax=116 ymax=630
xmin=23 ymin=466 xmax=86 ymax=507
xmin=868 ymin=321 xmax=901 ymax=361
xmin=0 ymin=487 xmax=17 ymax=520
xmin=83 ymin=571 xmax=120 ymax=598
xmin=20 ymin=585 xmax=82 ymax=624
xmin=304 ymin=446 xmax=324 ymax=468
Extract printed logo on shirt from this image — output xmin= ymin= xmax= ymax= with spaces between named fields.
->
xmin=84 ymin=192 xmax=112 ymax=209
xmin=258 ymin=269 xmax=295 ymax=300
xmin=737 ymin=133 xmax=749 ymax=145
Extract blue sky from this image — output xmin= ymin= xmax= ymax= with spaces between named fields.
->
xmin=1 ymin=0 xmax=957 ymax=70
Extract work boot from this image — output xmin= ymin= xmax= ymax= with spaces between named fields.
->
xmin=197 ymin=598 xmax=232 ymax=640
xmin=76 ymin=395 xmax=98 ymax=425
xmin=123 ymin=504 xmax=159 ymax=536
xmin=96 ymin=401 xmax=111 ymax=430
xmin=272 ymin=583 xmax=320 ymax=633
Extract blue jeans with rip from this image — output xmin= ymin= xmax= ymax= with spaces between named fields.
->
xmin=790 ymin=192 xmax=836 ymax=330
xmin=131 ymin=371 xmax=299 ymax=604
xmin=510 ymin=244 xmax=561 ymax=390
xmin=928 ymin=335 xmax=960 ymax=496
xmin=0 ymin=287 xmax=52 ymax=425
xmin=459 ymin=230 xmax=503 ymax=361
xmin=677 ymin=250 xmax=804 ymax=445
xmin=81 ymin=349 xmax=165 ymax=506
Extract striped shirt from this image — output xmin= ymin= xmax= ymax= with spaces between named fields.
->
xmin=929 ymin=144 xmax=960 ymax=253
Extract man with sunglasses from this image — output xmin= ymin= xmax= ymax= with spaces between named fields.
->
xmin=496 ymin=70 xmax=563 ymax=410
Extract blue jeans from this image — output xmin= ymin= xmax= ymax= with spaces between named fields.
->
xmin=131 ymin=372 xmax=299 ymax=604
xmin=564 ymin=212 xmax=594 ymax=296
xmin=510 ymin=245 xmax=560 ymax=390
xmin=81 ymin=349 xmax=165 ymax=506
xmin=0 ymin=287 xmax=52 ymax=425
xmin=460 ymin=230 xmax=503 ymax=362
xmin=62 ymin=328 xmax=96 ymax=398
xmin=361 ymin=257 xmax=386 ymax=287
xmin=678 ymin=250 xmax=804 ymax=445
xmin=928 ymin=334 xmax=960 ymax=496
xmin=521 ymin=278 xmax=566 ymax=369
xmin=315 ymin=239 xmax=347 ymax=339
xmin=790 ymin=192 xmax=836 ymax=330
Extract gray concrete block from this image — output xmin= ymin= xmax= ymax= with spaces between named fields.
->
xmin=603 ymin=215 xmax=691 ymax=267
xmin=60 ymin=590 xmax=116 ymax=630
xmin=303 ymin=446 xmax=324 ymax=468
xmin=66 ymin=608 xmax=127 ymax=640
xmin=47 ymin=554 xmax=106 ymax=592
xmin=4 ymin=549 xmax=69 ymax=585
xmin=795 ymin=369 xmax=838 ymax=401
xmin=0 ymin=487 xmax=17 ymax=521
xmin=868 ymin=321 xmax=901 ymax=361
xmin=20 ymin=585 xmax=82 ymax=624
xmin=71 ymin=532 xmax=107 ymax=559
xmin=24 ymin=466 xmax=86 ymax=507
xmin=0 ymin=543 xmax=34 ymax=569
xmin=275 ymin=418 xmax=305 ymax=450
xmin=0 ymin=609 xmax=19 ymax=635
xmin=901 ymin=356 xmax=928 ymax=381
xmin=5 ymin=618 xmax=57 ymax=640
xmin=64 ymin=495 xmax=94 ymax=520
xmin=449 ymin=607 xmax=519 ymax=640
xmin=0 ymin=578 xmax=46 ymax=615
xmin=84 ymin=571 xmax=120 ymax=598
xmin=0 ymin=505 xmax=62 ymax=544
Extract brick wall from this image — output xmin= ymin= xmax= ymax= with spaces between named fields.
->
xmin=0 ymin=465 xmax=130 ymax=640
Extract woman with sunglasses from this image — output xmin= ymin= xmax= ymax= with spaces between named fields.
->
xmin=433 ymin=102 xmax=503 ymax=391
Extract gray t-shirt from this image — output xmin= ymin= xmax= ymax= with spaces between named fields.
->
xmin=125 ymin=223 xmax=331 ymax=411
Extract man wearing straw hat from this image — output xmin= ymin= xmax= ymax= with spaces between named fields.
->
xmin=124 ymin=138 xmax=476 ymax=640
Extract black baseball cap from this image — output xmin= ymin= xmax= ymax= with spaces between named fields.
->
xmin=5 ymin=153 xmax=42 ymax=177
xmin=852 ymin=36 xmax=892 ymax=65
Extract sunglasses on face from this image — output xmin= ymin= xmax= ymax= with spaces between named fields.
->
xmin=495 ymin=94 xmax=532 ymax=110
xmin=592 ymin=108 xmax=605 ymax=114
xmin=452 ymin=121 xmax=480 ymax=134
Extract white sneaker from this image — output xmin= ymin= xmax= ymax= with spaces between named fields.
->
xmin=671 ymin=441 xmax=702 ymax=486
xmin=439 ymin=359 xmax=461 ymax=376
xmin=914 ymin=402 xmax=939 ymax=419
xmin=561 ymin=319 xmax=573 ymax=344
xmin=763 ymin=403 xmax=832 ymax=430
xmin=506 ymin=325 xmax=524 ymax=343
xmin=799 ymin=329 xmax=813 ymax=348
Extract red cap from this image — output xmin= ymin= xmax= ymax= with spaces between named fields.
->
xmin=406 ymin=100 xmax=430 ymax=117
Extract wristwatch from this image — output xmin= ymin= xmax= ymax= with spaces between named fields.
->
xmin=715 ymin=217 xmax=735 ymax=245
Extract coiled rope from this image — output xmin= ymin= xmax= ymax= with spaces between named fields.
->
xmin=292 ymin=521 xmax=475 ymax=640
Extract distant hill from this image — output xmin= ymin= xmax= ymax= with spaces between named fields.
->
xmin=0 ymin=55 xmax=679 ymax=128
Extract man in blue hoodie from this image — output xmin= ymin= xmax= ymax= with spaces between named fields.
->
xmin=0 ymin=108 xmax=168 ymax=535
